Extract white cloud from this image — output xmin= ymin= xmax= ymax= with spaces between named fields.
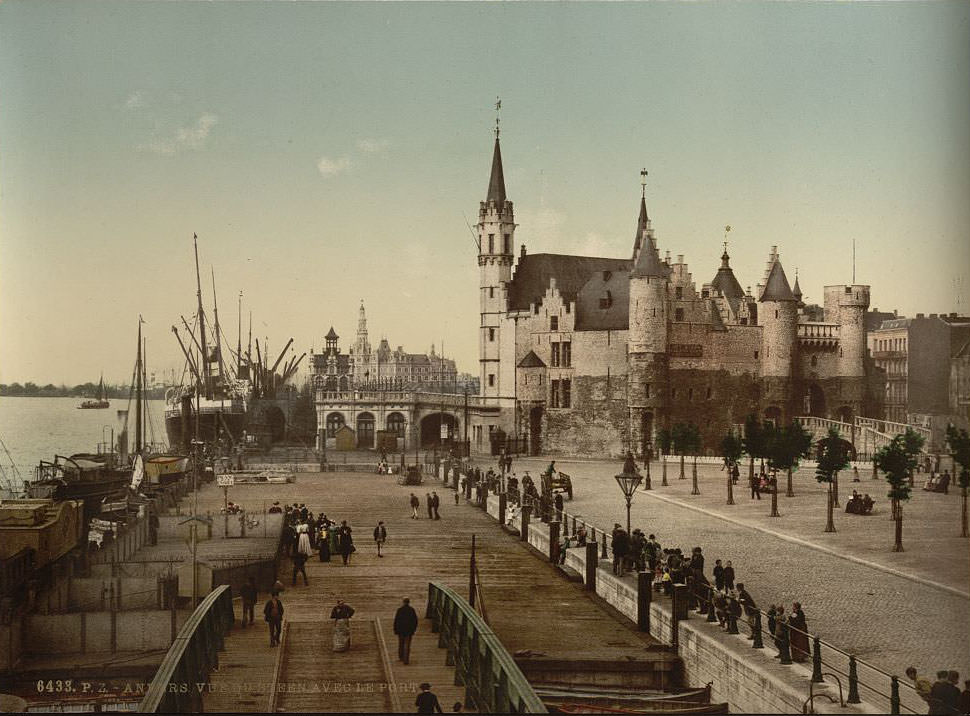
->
xmin=139 ymin=113 xmax=219 ymax=155
xmin=355 ymin=138 xmax=390 ymax=153
xmin=125 ymin=90 xmax=147 ymax=110
xmin=317 ymin=156 xmax=351 ymax=177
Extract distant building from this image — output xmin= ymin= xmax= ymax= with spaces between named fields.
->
xmin=868 ymin=313 xmax=970 ymax=424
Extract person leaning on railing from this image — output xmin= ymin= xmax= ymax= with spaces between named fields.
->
xmin=737 ymin=583 xmax=758 ymax=638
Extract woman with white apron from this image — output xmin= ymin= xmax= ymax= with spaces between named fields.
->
xmin=330 ymin=599 xmax=355 ymax=651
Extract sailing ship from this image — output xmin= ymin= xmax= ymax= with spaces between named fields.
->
xmin=163 ymin=233 xmax=305 ymax=453
xmin=25 ymin=452 xmax=130 ymax=521
xmin=78 ymin=375 xmax=110 ymax=409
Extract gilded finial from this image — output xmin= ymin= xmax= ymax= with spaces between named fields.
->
xmin=494 ymin=97 xmax=501 ymax=138
xmin=640 ymin=168 xmax=648 ymax=198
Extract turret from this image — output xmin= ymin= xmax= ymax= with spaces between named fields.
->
xmin=478 ymin=126 xmax=515 ymax=399
xmin=824 ymin=284 xmax=870 ymax=378
xmin=627 ymin=174 xmax=669 ymax=457
xmin=758 ymin=248 xmax=798 ymax=379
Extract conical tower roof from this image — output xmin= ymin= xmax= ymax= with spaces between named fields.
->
xmin=792 ymin=273 xmax=803 ymax=301
xmin=710 ymin=247 xmax=745 ymax=307
xmin=759 ymin=260 xmax=797 ymax=302
xmin=325 ymin=326 xmax=338 ymax=340
xmin=631 ymin=234 xmax=667 ymax=278
xmin=486 ymin=136 xmax=506 ymax=204
xmin=631 ymin=196 xmax=649 ymax=258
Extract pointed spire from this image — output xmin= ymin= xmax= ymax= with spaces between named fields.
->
xmin=632 ymin=169 xmax=651 ymax=260
xmin=793 ymin=269 xmax=803 ymax=301
xmin=759 ymin=258 xmax=797 ymax=302
xmin=720 ymin=241 xmax=731 ymax=269
xmin=486 ymin=135 xmax=506 ymax=204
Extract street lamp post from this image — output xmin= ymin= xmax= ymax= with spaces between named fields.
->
xmin=643 ymin=445 xmax=652 ymax=491
xmin=614 ymin=468 xmax=643 ymax=535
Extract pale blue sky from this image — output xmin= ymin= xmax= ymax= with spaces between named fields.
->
xmin=1 ymin=1 xmax=968 ymax=385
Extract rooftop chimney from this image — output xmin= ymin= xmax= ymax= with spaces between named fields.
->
xmin=520 ymin=244 xmax=527 ymax=258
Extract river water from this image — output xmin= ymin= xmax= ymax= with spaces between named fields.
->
xmin=0 ymin=396 xmax=166 ymax=490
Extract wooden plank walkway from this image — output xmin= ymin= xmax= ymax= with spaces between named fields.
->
xmin=202 ymin=471 xmax=666 ymax=712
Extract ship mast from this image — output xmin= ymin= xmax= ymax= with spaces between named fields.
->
xmin=135 ymin=317 xmax=143 ymax=455
xmin=237 ymin=291 xmax=243 ymax=378
xmin=211 ymin=268 xmax=226 ymax=387
xmin=193 ymin=233 xmax=211 ymax=399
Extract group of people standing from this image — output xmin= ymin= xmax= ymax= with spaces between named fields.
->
xmin=279 ymin=504 xmax=357 ymax=583
xmin=907 ymin=667 xmax=969 ymax=715
xmin=409 ymin=491 xmax=442 ymax=519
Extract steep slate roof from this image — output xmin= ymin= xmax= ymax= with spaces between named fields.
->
xmin=792 ymin=275 xmax=803 ymax=301
xmin=507 ymin=253 xmax=630 ymax=311
xmin=759 ymin=261 xmax=797 ymax=302
xmin=710 ymin=252 xmax=746 ymax=314
xmin=517 ymin=350 xmax=546 ymax=368
xmin=486 ymin=137 xmax=506 ymax=204
xmin=631 ymin=196 xmax=649 ymax=258
xmin=325 ymin=326 xmax=339 ymax=340
xmin=574 ymin=268 xmax=632 ymax=331
xmin=630 ymin=235 xmax=668 ymax=278
xmin=708 ymin=299 xmax=728 ymax=331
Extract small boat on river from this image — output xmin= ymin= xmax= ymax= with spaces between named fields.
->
xmin=78 ymin=375 xmax=110 ymax=409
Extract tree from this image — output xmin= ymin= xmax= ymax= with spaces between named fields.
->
xmin=720 ymin=431 xmax=744 ymax=505
xmin=765 ymin=422 xmax=813 ymax=515
xmin=672 ymin=422 xmax=700 ymax=483
xmin=742 ymin=414 xmax=767 ymax=489
xmin=946 ymin=425 xmax=970 ymax=538
xmin=901 ymin=428 xmax=925 ymax=488
xmin=816 ymin=427 xmax=850 ymax=533
xmin=657 ymin=427 xmax=672 ymax=486
xmin=875 ymin=432 xmax=920 ymax=552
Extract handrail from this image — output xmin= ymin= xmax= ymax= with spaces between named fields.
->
xmin=427 ymin=581 xmax=546 ymax=713
xmin=138 ymin=584 xmax=235 ymax=713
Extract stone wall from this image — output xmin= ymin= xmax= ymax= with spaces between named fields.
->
xmin=24 ymin=610 xmax=188 ymax=655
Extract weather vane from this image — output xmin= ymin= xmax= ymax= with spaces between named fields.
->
xmin=494 ymin=96 xmax=501 ymax=138
xmin=640 ymin=168 xmax=648 ymax=198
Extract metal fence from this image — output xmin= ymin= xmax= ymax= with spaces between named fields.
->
xmin=137 ymin=584 xmax=235 ymax=713
xmin=426 ymin=581 xmax=547 ymax=714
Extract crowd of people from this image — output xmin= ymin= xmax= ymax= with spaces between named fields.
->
xmin=906 ymin=667 xmax=970 ymax=715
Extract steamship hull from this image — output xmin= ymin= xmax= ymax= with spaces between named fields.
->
xmin=164 ymin=397 xmax=248 ymax=452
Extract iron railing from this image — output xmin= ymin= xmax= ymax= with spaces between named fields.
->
xmin=426 ymin=581 xmax=546 ymax=714
xmin=137 ymin=584 xmax=235 ymax=713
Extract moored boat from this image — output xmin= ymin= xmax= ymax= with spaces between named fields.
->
xmin=78 ymin=374 xmax=110 ymax=409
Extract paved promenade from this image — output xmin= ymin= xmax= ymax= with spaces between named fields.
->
xmin=485 ymin=455 xmax=970 ymax=691
xmin=198 ymin=469 xmax=672 ymax=713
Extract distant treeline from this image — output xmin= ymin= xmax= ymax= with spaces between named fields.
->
xmin=0 ymin=382 xmax=169 ymax=400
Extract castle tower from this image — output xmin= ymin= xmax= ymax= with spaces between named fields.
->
xmin=824 ymin=283 xmax=870 ymax=419
xmin=759 ymin=248 xmax=798 ymax=421
xmin=478 ymin=126 xmax=515 ymax=400
xmin=627 ymin=178 xmax=669 ymax=457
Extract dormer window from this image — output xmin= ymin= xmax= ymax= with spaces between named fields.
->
xmin=599 ymin=291 xmax=613 ymax=309
xmin=603 ymin=270 xmax=612 ymax=281
xmin=675 ymin=286 xmax=684 ymax=300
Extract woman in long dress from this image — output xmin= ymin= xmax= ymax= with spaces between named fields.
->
xmin=330 ymin=599 xmax=355 ymax=651
xmin=788 ymin=602 xmax=810 ymax=663
xmin=296 ymin=523 xmax=312 ymax=557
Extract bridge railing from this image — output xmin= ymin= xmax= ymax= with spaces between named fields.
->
xmin=137 ymin=585 xmax=235 ymax=713
xmin=426 ymin=581 xmax=547 ymax=714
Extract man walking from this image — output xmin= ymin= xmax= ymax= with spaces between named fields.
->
xmin=392 ymin=597 xmax=418 ymax=664
xmin=409 ymin=493 xmax=420 ymax=519
xmin=750 ymin=471 xmax=761 ymax=500
xmin=416 ymin=683 xmax=443 ymax=714
xmin=263 ymin=591 xmax=284 ymax=647
xmin=373 ymin=521 xmax=387 ymax=557
xmin=431 ymin=491 xmax=441 ymax=520
xmin=292 ymin=551 xmax=309 ymax=586
xmin=241 ymin=576 xmax=257 ymax=626
xmin=426 ymin=492 xmax=434 ymax=520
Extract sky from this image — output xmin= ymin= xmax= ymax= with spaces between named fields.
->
xmin=1 ymin=1 xmax=968 ymax=386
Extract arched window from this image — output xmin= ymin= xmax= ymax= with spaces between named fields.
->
xmin=387 ymin=412 xmax=406 ymax=436
xmin=326 ymin=413 xmax=345 ymax=437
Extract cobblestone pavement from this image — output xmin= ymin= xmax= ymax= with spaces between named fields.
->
xmin=478 ymin=456 xmax=970 ymax=693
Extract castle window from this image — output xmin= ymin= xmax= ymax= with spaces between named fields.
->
xmin=562 ymin=341 xmax=571 ymax=367
xmin=652 ymin=308 xmax=656 ymax=317
xmin=706 ymin=387 xmax=712 ymax=400
xmin=504 ymin=234 xmax=510 ymax=253
xmin=811 ymin=355 xmax=818 ymax=367
xmin=775 ymin=310 xmax=779 ymax=318
xmin=688 ymin=387 xmax=694 ymax=401
xmin=565 ymin=302 xmax=571 ymax=314
xmin=740 ymin=318 xmax=748 ymax=325
xmin=488 ymin=234 xmax=494 ymax=253
xmin=701 ymin=289 xmax=709 ymax=299
xmin=645 ymin=383 xmax=651 ymax=399
xmin=671 ymin=388 xmax=677 ymax=399
xmin=551 ymin=380 xmax=561 ymax=408
xmin=754 ymin=351 xmax=759 ymax=359
xmin=562 ymin=379 xmax=571 ymax=408
xmin=603 ymin=270 xmax=612 ymax=281
xmin=488 ymin=374 xmax=495 ymax=387
xmin=599 ymin=291 xmax=613 ymax=309
xmin=551 ymin=342 xmax=561 ymax=367
xmin=675 ymin=308 xmax=685 ymax=321
xmin=676 ymin=287 xmax=683 ymax=300
xmin=488 ymin=328 xmax=495 ymax=342
xmin=534 ymin=304 xmax=540 ymax=315
xmin=550 ymin=316 xmax=559 ymax=331
xmin=489 ymin=287 xmax=494 ymax=298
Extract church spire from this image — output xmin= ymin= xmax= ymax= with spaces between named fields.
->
xmin=632 ymin=169 xmax=653 ymax=261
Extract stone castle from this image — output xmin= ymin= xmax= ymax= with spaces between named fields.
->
xmin=470 ymin=131 xmax=880 ymax=457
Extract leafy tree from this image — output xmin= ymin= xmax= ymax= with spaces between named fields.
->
xmin=672 ymin=422 xmax=700 ymax=480
xmin=742 ymin=414 xmax=767 ymax=487
xmin=768 ymin=422 xmax=813 ymax=498
xmin=720 ymin=431 xmax=744 ymax=505
xmin=875 ymin=432 xmax=920 ymax=552
xmin=946 ymin=425 xmax=970 ymax=538
xmin=816 ymin=427 xmax=850 ymax=533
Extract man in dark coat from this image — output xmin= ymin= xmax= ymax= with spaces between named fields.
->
xmin=337 ymin=521 xmax=354 ymax=565
xmin=737 ymin=583 xmax=758 ymax=638
xmin=750 ymin=471 xmax=761 ymax=500
xmin=392 ymin=597 xmax=419 ymax=664
xmin=292 ymin=551 xmax=308 ymax=586
xmin=723 ymin=561 xmax=736 ymax=591
xmin=431 ymin=491 xmax=441 ymax=520
xmin=263 ymin=592 xmax=284 ymax=646
xmin=611 ymin=525 xmax=630 ymax=576
xmin=241 ymin=577 xmax=258 ymax=626
xmin=713 ymin=560 xmax=725 ymax=591
xmin=416 ymin=683 xmax=443 ymax=714
xmin=426 ymin=492 xmax=434 ymax=520
xmin=373 ymin=521 xmax=387 ymax=557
